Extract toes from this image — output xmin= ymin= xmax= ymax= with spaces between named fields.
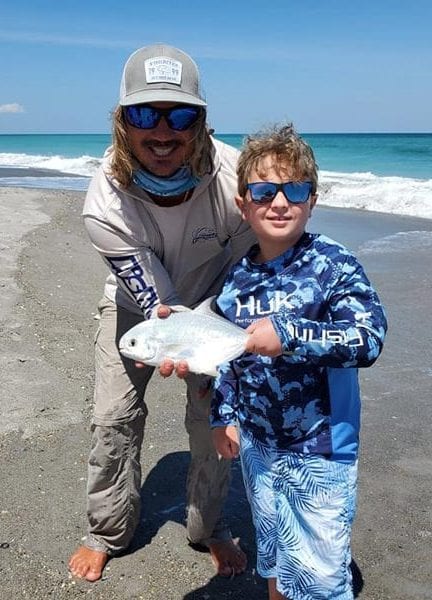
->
xmin=230 ymin=557 xmax=246 ymax=575
xmin=68 ymin=547 xmax=107 ymax=582
xmin=69 ymin=562 xmax=102 ymax=581
xmin=68 ymin=558 xmax=82 ymax=577
xmin=231 ymin=554 xmax=247 ymax=574
xmin=208 ymin=540 xmax=247 ymax=577
xmin=85 ymin=568 xmax=102 ymax=582
xmin=217 ymin=563 xmax=234 ymax=577
xmin=68 ymin=559 xmax=88 ymax=579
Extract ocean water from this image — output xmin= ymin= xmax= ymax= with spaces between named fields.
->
xmin=0 ymin=133 xmax=431 ymax=219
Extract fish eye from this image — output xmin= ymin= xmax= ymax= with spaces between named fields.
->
xmin=129 ymin=338 xmax=137 ymax=347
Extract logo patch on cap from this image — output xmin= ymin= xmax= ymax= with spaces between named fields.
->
xmin=145 ymin=57 xmax=182 ymax=85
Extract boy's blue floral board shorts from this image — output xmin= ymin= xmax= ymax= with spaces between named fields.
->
xmin=240 ymin=429 xmax=358 ymax=600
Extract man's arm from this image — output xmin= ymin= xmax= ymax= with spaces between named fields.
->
xmin=84 ymin=216 xmax=180 ymax=319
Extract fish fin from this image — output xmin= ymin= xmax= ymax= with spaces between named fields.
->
xmin=193 ymin=297 xmax=245 ymax=333
xmin=198 ymin=364 xmax=218 ymax=377
xmin=168 ymin=304 xmax=192 ymax=313
xmin=149 ymin=304 xmax=192 ymax=318
xmin=192 ymin=296 xmax=217 ymax=315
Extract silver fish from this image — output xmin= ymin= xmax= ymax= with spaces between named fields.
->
xmin=118 ymin=298 xmax=248 ymax=376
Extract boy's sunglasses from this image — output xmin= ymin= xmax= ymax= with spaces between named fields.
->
xmin=247 ymin=181 xmax=313 ymax=205
xmin=123 ymin=104 xmax=202 ymax=131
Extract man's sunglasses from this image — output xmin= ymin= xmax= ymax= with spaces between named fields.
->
xmin=123 ymin=104 xmax=202 ymax=131
xmin=247 ymin=181 xmax=313 ymax=205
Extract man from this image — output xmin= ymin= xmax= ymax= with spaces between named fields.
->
xmin=68 ymin=43 xmax=255 ymax=582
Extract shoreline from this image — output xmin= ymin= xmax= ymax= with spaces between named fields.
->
xmin=1 ymin=164 xmax=432 ymax=222
xmin=0 ymin=166 xmax=89 ymax=178
xmin=0 ymin=186 xmax=431 ymax=599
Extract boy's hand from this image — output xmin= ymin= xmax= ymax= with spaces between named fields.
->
xmin=245 ymin=318 xmax=282 ymax=357
xmin=135 ymin=304 xmax=190 ymax=378
xmin=212 ymin=425 xmax=240 ymax=459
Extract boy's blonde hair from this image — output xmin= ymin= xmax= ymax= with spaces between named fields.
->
xmin=109 ymin=105 xmax=214 ymax=188
xmin=237 ymin=124 xmax=318 ymax=198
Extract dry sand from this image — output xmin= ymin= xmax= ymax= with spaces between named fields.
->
xmin=0 ymin=186 xmax=431 ymax=599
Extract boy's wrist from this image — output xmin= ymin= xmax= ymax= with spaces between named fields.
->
xmin=270 ymin=315 xmax=296 ymax=352
xmin=210 ymin=418 xmax=236 ymax=428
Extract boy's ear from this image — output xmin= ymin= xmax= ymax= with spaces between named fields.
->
xmin=235 ymin=195 xmax=247 ymax=219
xmin=309 ymin=194 xmax=318 ymax=217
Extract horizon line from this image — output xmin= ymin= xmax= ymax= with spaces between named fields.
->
xmin=1 ymin=131 xmax=432 ymax=136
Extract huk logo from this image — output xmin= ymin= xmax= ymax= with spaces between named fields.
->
xmin=192 ymin=226 xmax=217 ymax=244
xmin=235 ymin=291 xmax=295 ymax=317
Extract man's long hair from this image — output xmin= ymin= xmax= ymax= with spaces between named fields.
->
xmin=109 ymin=106 xmax=213 ymax=188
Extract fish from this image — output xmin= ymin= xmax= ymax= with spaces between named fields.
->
xmin=118 ymin=298 xmax=249 ymax=376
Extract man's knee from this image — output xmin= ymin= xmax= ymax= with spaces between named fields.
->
xmin=89 ymin=414 xmax=146 ymax=469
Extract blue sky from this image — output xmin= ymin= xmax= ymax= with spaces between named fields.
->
xmin=1 ymin=0 xmax=431 ymax=134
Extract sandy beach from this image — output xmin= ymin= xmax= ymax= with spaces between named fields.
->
xmin=1 ymin=185 xmax=431 ymax=600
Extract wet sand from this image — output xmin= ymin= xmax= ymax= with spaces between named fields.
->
xmin=0 ymin=186 xmax=431 ymax=599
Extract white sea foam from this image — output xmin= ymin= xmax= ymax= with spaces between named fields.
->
xmin=357 ymin=230 xmax=432 ymax=255
xmin=0 ymin=152 xmax=431 ymax=219
xmin=318 ymin=170 xmax=432 ymax=219
xmin=0 ymin=152 xmax=101 ymax=176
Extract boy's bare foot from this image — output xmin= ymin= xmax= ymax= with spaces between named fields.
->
xmin=208 ymin=538 xmax=247 ymax=577
xmin=68 ymin=546 xmax=109 ymax=582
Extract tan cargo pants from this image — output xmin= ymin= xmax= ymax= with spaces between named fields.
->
xmin=85 ymin=297 xmax=232 ymax=555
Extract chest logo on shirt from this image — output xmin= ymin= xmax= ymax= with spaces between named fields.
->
xmin=192 ymin=226 xmax=218 ymax=244
xmin=235 ymin=291 xmax=295 ymax=317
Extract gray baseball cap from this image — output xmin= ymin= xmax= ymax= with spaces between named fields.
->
xmin=119 ymin=44 xmax=207 ymax=107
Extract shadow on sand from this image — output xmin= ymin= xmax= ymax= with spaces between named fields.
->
xmin=125 ymin=451 xmax=364 ymax=599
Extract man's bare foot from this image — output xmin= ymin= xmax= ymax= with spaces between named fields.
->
xmin=68 ymin=546 xmax=109 ymax=582
xmin=208 ymin=538 xmax=247 ymax=577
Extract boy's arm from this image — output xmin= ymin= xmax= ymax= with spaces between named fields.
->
xmin=210 ymin=361 xmax=240 ymax=427
xmin=210 ymin=363 xmax=241 ymax=458
xmin=269 ymin=257 xmax=387 ymax=368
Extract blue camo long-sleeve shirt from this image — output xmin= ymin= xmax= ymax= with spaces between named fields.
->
xmin=210 ymin=232 xmax=387 ymax=463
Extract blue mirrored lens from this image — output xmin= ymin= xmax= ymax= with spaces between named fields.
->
xmin=248 ymin=183 xmax=278 ymax=203
xmin=168 ymin=107 xmax=200 ymax=130
xmin=283 ymin=182 xmax=312 ymax=203
xmin=248 ymin=182 xmax=312 ymax=204
xmin=124 ymin=105 xmax=200 ymax=131
xmin=125 ymin=106 xmax=159 ymax=129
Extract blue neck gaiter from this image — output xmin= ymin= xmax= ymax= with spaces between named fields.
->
xmin=132 ymin=166 xmax=201 ymax=197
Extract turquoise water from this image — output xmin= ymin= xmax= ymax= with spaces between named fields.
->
xmin=303 ymin=133 xmax=432 ymax=179
xmin=0 ymin=133 xmax=431 ymax=179
xmin=222 ymin=133 xmax=432 ymax=179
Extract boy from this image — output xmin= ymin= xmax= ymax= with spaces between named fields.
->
xmin=210 ymin=124 xmax=387 ymax=599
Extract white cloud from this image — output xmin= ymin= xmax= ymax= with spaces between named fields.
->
xmin=0 ymin=103 xmax=25 ymax=113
